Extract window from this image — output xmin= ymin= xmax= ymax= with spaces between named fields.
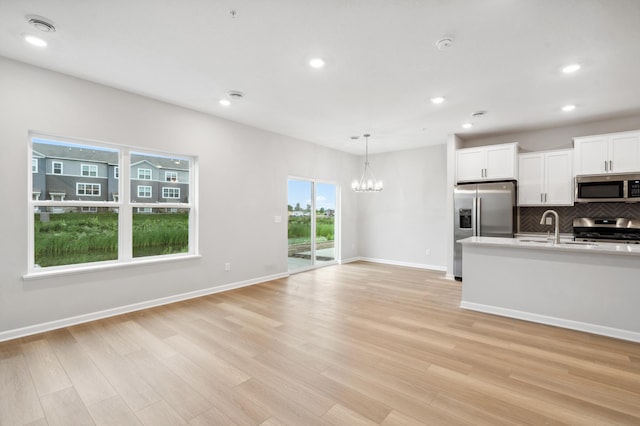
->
xmin=52 ymin=162 xmax=63 ymax=174
xmin=32 ymin=158 xmax=38 ymax=173
xmin=138 ymin=168 xmax=152 ymax=180
xmin=165 ymin=171 xmax=178 ymax=182
xmin=162 ymin=187 xmax=180 ymax=199
xmin=137 ymin=185 xmax=152 ymax=198
xmin=77 ymin=183 xmax=101 ymax=196
xmin=81 ymin=164 xmax=98 ymax=177
xmin=29 ymin=135 xmax=197 ymax=273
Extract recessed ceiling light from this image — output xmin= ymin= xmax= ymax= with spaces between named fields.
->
xmin=219 ymin=99 xmax=231 ymax=107
xmin=309 ymin=58 xmax=325 ymax=68
xmin=562 ymin=104 xmax=576 ymax=112
xmin=562 ymin=64 xmax=581 ymax=74
xmin=462 ymin=123 xmax=473 ymax=129
xmin=430 ymin=96 xmax=445 ymax=104
xmin=24 ymin=35 xmax=47 ymax=47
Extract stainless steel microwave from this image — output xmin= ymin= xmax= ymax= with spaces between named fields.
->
xmin=575 ymin=173 xmax=640 ymax=202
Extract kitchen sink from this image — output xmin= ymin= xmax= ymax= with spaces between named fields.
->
xmin=518 ymin=239 xmax=597 ymax=246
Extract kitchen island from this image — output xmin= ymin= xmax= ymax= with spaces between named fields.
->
xmin=459 ymin=236 xmax=640 ymax=342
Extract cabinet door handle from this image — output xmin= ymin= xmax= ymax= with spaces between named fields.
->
xmin=610 ymin=160 xmax=613 ymax=172
xmin=540 ymin=193 xmax=543 ymax=203
xmin=605 ymin=160 xmax=608 ymax=172
xmin=545 ymin=193 xmax=548 ymax=202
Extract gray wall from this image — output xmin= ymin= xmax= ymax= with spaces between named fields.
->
xmin=357 ymin=145 xmax=448 ymax=269
xmin=0 ymin=57 xmax=366 ymax=336
xmin=1 ymin=56 xmax=450 ymax=337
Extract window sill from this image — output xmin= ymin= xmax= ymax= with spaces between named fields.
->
xmin=23 ymin=253 xmax=202 ymax=281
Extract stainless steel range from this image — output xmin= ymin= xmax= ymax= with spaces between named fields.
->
xmin=573 ymin=217 xmax=640 ymax=244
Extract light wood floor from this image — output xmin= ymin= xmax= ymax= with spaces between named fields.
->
xmin=2 ymin=262 xmax=640 ymax=425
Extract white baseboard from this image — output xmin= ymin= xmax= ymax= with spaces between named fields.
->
xmin=460 ymin=301 xmax=640 ymax=343
xmin=339 ymin=256 xmax=361 ymax=264
xmin=0 ymin=272 xmax=289 ymax=343
xmin=358 ymin=257 xmax=446 ymax=272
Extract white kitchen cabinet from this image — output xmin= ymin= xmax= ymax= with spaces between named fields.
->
xmin=518 ymin=149 xmax=573 ymax=206
xmin=574 ymin=131 xmax=640 ymax=175
xmin=456 ymin=142 xmax=518 ymax=183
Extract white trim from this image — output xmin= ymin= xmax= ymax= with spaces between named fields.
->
xmin=6 ymin=270 xmax=288 ymax=342
xmin=81 ymin=163 xmax=98 ymax=177
xmin=165 ymin=171 xmax=178 ymax=182
xmin=32 ymin=158 xmax=38 ymax=173
xmin=358 ymin=256 xmax=447 ymax=271
xmin=137 ymin=168 xmax=152 ymax=180
xmin=162 ymin=187 xmax=180 ymax=199
xmin=137 ymin=185 xmax=152 ymax=198
xmin=460 ymin=301 xmax=640 ymax=343
xmin=114 ymin=166 xmax=119 ymax=179
xmin=52 ymin=161 xmax=63 ymax=175
xmin=76 ymin=182 xmax=102 ymax=196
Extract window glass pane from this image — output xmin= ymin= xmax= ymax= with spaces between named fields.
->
xmin=31 ymin=138 xmax=119 ymax=203
xmin=132 ymin=208 xmax=189 ymax=258
xmin=34 ymin=207 xmax=118 ymax=268
xmin=315 ymin=183 xmax=336 ymax=264
xmin=130 ymin=152 xmax=190 ymax=203
xmin=287 ymin=179 xmax=313 ymax=270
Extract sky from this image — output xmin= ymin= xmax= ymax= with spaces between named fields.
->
xmin=288 ymin=179 xmax=336 ymax=211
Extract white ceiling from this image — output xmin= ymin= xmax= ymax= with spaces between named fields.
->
xmin=1 ymin=0 xmax=640 ymax=154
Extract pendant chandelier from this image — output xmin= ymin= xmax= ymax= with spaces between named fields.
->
xmin=351 ymin=133 xmax=383 ymax=192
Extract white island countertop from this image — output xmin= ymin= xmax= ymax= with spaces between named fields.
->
xmin=459 ymin=236 xmax=640 ymax=257
xmin=459 ymin=236 xmax=640 ymax=342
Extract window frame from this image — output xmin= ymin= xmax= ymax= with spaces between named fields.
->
xmin=114 ymin=166 xmax=119 ymax=179
xmin=32 ymin=158 xmax=38 ymax=173
xmin=165 ymin=171 xmax=178 ymax=182
xmin=52 ymin=161 xmax=63 ymax=175
xmin=137 ymin=185 xmax=152 ymax=198
xmin=81 ymin=163 xmax=98 ymax=177
xmin=76 ymin=182 xmax=102 ymax=196
xmin=27 ymin=133 xmax=199 ymax=278
xmin=137 ymin=168 xmax=152 ymax=180
xmin=162 ymin=187 xmax=180 ymax=199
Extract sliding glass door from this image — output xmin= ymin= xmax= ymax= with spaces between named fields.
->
xmin=287 ymin=178 xmax=337 ymax=272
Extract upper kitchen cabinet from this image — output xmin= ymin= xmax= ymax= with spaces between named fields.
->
xmin=456 ymin=142 xmax=518 ymax=183
xmin=518 ymin=149 xmax=573 ymax=206
xmin=574 ymin=131 xmax=640 ymax=175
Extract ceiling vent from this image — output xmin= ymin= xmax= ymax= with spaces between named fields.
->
xmin=27 ymin=16 xmax=56 ymax=32
xmin=471 ymin=110 xmax=488 ymax=118
xmin=228 ymin=90 xmax=244 ymax=100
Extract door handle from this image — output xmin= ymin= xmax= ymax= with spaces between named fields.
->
xmin=545 ymin=193 xmax=548 ymax=202
xmin=610 ymin=160 xmax=613 ymax=172
xmin=472 ymin=197 xmax=477 ymax=236
xmin=540 ymin=193 xmax=543 ymax=203
xmin=477 ymin=198 xmax=481 ymax=236
xmin=605 ymin=160 xmax=608 ymax=172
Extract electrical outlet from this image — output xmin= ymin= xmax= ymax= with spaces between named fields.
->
xmin=545 ymin=217 xmax=553 ymax=225
xmin=225 ymin=262 xmax=231 ymax=271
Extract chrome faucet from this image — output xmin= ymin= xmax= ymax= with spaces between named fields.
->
xmin=540 ymin=210 xmax=560 ymax=244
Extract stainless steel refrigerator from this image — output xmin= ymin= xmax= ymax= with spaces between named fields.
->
xmin=454 ymin=180 xmax=516 ymax=280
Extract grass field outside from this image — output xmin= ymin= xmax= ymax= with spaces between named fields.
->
xmin=34 ymin=211 xmax=189 ymax=267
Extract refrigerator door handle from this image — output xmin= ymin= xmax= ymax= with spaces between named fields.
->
xmin=472 ymin=197 xmax=477 ymax=236
xmin=477 ymin=197 xmax=481 ymax=236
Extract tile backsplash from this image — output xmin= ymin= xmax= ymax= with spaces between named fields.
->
xmin=519 ymin=203 xmax=640 ymax=233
